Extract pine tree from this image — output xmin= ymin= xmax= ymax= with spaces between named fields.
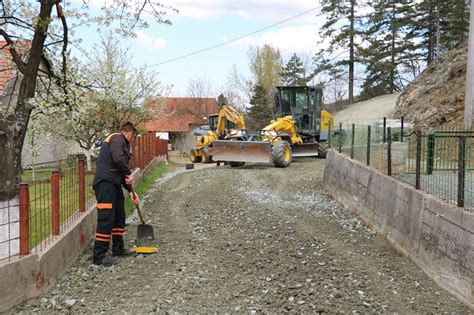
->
xmin=317 ymin=0 xmax=363 ymax=104
xmin=217 ymin=94 xmax=228 ymax=107
xmin=280 ymin=53 xmax=312 ymax=86
xmin=413 ymin=0 xmax=469 ymax=64
xmin=247 ymin=83 xmax=272 ymax=130
xmin=359 ymin=0 xmax=418 ymax=99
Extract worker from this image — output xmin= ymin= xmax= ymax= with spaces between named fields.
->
xmin=92 ymin=122 xmax=140 ymax=267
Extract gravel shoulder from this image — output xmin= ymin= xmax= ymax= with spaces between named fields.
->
xmin=14 ymin=158 xmax=471 ymax=313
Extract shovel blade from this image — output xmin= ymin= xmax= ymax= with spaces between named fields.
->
xmin=137 ymin=224 xmax=155 ymax=239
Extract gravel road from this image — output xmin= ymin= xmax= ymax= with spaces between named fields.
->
xmin=14 ymin=158 xmax=471 ymax=313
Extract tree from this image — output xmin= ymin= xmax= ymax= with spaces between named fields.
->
xmin=247 ymin=44 xmax=283 ymax=105
xmin=247 ymin=83 xmax=272 ymax=130
xmin=222 ymin=65 xmax=253 ymax=111
xmin=0 ymin=1 xmax=174 ymax=196
xmin=33 ymin=35 xmax=167 ymax=171
xmin=280 ymin=53 xmax=313 ymax=86
xmin=317 ymin=0 xmax=365 ymax=104
xmin=414 ymin=0 xmax=469 ymax=64
xmin=358 ymin=0 xmax=419 ymax=99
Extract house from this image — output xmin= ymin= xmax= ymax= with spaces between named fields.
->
xmin=0 ymin=40 xmax=82 ymax=167
xmin=146 ymin=97 xmax=218 ymax=152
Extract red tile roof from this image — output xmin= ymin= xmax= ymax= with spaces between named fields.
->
xmin=0 ymin=40 xmax=31 ymax=94
xmin=146 ymin=97 xmax=218 ymax=132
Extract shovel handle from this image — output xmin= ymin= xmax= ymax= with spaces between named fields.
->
xmin=130 ymin=189 xmax=146 ymax=225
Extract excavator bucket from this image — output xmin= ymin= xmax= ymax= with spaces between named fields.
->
xmin=291 ymin=143 xmax=319 ymax=157
xmin=211 ymin=140 xmax=272 ymax=163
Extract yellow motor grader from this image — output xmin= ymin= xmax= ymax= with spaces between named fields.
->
xmin=190 ymin=104 xmax=246 ymax=163
xmin=211 ymin=86 xmax=334 ymax=168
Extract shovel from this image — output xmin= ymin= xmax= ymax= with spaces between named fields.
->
xmin=130 ymin=190 xmax=155 ymax=240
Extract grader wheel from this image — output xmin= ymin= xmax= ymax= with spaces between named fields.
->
xmin=318 ymin=142 xmax=329 ymax=158
xmin=271 ymin=140 xmax=291 ymax=168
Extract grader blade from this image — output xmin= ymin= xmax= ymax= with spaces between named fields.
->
xmin=211 ymin=140 xmax=272 ymax=163
xmin=291 ymin=143 xmax=319 ymax=157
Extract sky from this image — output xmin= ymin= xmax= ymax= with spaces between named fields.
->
xmin=77 ymin=1 xmax=326 ymax=97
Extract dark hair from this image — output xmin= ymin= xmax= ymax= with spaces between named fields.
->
xmin=121 ymin=122 xmax=137 ymax=133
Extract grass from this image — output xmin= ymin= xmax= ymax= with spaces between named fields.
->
xmin=21 ymin=162 xmax=167 ymax=248
xmin=25 ymin=169 xmax=95 ymax=248
xmin=124 ymin=163 xmax=168 ymax=214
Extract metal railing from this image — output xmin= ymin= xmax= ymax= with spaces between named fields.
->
xmin=0 ymin=133 xmax=168 ymax=263
xmin=329 ymin=119 xmax=473 ymax=211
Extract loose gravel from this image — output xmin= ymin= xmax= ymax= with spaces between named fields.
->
xmin=13 ymin=158 xmax=471 ymax=313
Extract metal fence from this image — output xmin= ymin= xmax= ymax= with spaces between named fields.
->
xmin=329 ymin=119 xmax=473 ymax=212
xmin=0 ymin=132 xmax=168 ymax=263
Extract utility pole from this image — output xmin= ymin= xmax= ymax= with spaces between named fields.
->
xmin=465 ymin=2 xmax=474 ymax=130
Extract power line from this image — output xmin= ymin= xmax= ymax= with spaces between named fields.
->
xmin=142 ymin=6 xmax=322 ymax=69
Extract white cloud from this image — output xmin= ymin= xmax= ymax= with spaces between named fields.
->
xmin=225 ymin=24 xmax=326 ymax=58
xmin=160 ymin=0 xmax=320 ymax=22
xmin=135 ymin=31 xmax=167 ymax=51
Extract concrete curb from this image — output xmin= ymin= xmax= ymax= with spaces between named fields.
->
xmin=0 ymin=202 xmax=96 ymax=312
xmin=323 ymin=150 xmax=473 ymax=309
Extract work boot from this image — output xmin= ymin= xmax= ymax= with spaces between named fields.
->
xmin=93 ymin=256 xmax=119 ymax=267
xmin=112 ymin=249 xmax=137 ymax=257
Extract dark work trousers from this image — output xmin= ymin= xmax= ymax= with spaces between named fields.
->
xmin=92 ymin=180 xmax=126 ymax=261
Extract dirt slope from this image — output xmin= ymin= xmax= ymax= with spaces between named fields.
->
xmin=394 ymin=46 xmax=468 ymax=129
xmin=335 ymin=93 xmax=400 ymax=123
xmin=14 ymin=160 xmax=470 ymax=313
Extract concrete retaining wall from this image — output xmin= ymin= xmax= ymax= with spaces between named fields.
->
xmin=323 ymin=150 xmax=473 ymax=308
xmin=0 ymin=204 xmax=96 ymax=312
xmin=0 ymin=159 xmax=165 ymax=312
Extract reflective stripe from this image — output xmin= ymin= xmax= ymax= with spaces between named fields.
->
xmin=112 ymin=232 xmax=124 ymax=236
xmin=104 ymin=133 xmax=121 ymax=143
xmin=96 ymin=233 xmax=111 ymax=238
xmin=112 ymin=228 xmax=125 ymax=231
xmin=96 ymin=237 xmax=110 ymax=242
xmin=97 ymin=203 xmax=113 ymax=209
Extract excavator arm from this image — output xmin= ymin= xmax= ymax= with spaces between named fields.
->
xmin=261 ymin=116 xmax=303 ymax=145
xmin=215 ymin=105 xmax=246 ymax=137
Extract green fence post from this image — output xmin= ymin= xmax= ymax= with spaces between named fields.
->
xmin=426 ymin=133 xmax=435 ymax=174
xmin=387 ymin=127 xmax=392 ymax=176
xmin=457 ymin=136 xmax=466 ymax=207
xmin=338 ymin=122 xmax=342 ymax=153
xmin=328 ymin=121 xmax=332 ymax=149
xmin=415 ymin=132 xmax=422 ymax=189
xmin=367 ymin=125 xmax=371 ymax=166
xmin=383 ymin=117 xmax=387 ymax=143
xmin=400 ymin=116 xmax=404 ymax=143
xmin=350 ymin=123 xmax=355 ymax=159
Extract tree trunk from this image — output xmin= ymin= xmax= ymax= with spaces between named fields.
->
xmin=0 ymin=1 xmax=55 ymax=195
xmin=85 ymin=149 xmax=92 ymax=172
xmin=348 ymin=0 xmax=355 ymax=105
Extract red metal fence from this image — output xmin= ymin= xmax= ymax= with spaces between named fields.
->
xmin=0 ymin=132 xmax=167 ymax=263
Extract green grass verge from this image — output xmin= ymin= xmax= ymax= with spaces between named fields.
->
xmin=124 ymin=162 xmax=168 ymax=215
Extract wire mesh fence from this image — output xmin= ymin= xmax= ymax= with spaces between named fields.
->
xmin=329 ymin=120 xmax=473 ymax=212
xmin=0 ymin=133 xmax=169 ymax=263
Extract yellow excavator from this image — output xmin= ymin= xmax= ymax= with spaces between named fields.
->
xmin=211 ymin=86 xmax=335 ymax=167
xmin=190 ymin=104 xmax=246 ymax=163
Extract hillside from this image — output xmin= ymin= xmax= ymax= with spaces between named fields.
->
xmin=393 ymin=45 xmax=468 ymax=129
xmin=335 ymin=93 xmax=399 ymax=123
